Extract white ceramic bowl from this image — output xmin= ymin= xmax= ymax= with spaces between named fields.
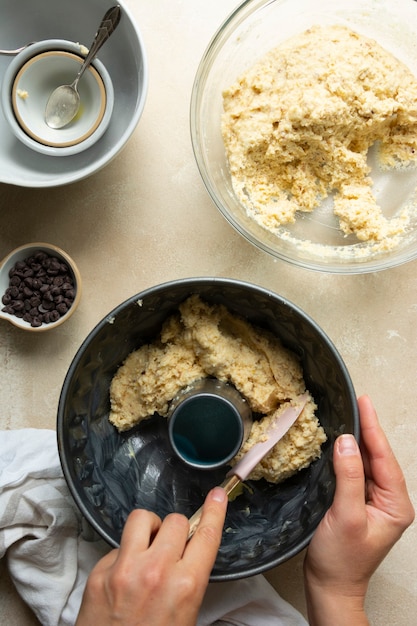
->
xmin=0 ymin=0 xmax=148 ymax=186
xmin=191 ymin=0 xmax=417 ymax=273
xmin=0 ymin=243 xmax=82 ymax=332
xmin=2 ymin=40 xmax=113 ymax=156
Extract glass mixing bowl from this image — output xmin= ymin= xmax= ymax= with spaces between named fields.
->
xmin=190 ymin=0 xmax=417 ymax=273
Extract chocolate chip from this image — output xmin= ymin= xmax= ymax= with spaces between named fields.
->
xmin=42 ymin=311 xmax=52 ymax=323
xmin=12 ymin=300 xmax=25 ymax=311
xmin=49 ymin=310 xmax=60 ymax=323
xmin=56 ymin=302 xmax=68 ymax=315
xmin=39 ymin=300 xmax=54 ymax=312
xmin=30 ymin=296 xmax=41 ymax=307
xmin=42 ymin=291 xmax=54 ymax=303
xmin=8 ymin=286 xmax=19 ymax=299
xmin=45 ymin=258 xmax=61 ymax=275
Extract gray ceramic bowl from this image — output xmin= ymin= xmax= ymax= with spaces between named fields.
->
xmin=0 ymin=0 xmax=147 ymax=186
xmin=57 ymin=278 xmax=359 ymax=581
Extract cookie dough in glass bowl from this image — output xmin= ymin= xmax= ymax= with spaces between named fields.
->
xmin=190 ymin=0 xmax=417 ymax=273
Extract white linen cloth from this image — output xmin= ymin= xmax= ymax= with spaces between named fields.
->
xmin=0 ymin=429 xmax=307 ymax=626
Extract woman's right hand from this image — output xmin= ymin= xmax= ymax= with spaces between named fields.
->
xmin=76 ymin=486 xmax=227 ymax=626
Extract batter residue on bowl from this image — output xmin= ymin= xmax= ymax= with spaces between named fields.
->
xmin=221 ymin=25 xmax=417 ymax=244
xmin=109 ymin=295 xmax=326 ymax=483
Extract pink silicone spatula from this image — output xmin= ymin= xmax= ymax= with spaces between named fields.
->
xmin=187 ymin=392 xmax=309 ymax=539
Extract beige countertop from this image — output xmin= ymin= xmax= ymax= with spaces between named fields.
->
xmin=0 ymin=1 xmax=416 ymax=624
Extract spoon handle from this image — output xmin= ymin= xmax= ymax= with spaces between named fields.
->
xmin=0 ymin=42 xmax=36 ymax=55
xmin=74 ymin=4 xmax=121 ymax=86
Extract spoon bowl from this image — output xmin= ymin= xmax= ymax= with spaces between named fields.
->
xmin=45 ymin=5 xmax=121 ymax=129
xmin=45 ymin=83 xmax=82 ymax=129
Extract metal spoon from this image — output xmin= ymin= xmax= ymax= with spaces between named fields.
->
xmin=45 ymin=5 xmax=121 ymax=129
xmin=0 ymin=42 xmax=36 ymax=55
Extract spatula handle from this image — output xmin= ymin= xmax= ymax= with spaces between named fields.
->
xmin=187 ymin=474 xmax=241 ymax=540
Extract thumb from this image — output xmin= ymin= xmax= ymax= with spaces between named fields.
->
xmin=331 ymin=434 xmax=366 ymax=525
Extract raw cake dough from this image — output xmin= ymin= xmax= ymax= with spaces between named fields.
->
xmin=221 ymin=25 xmax=417 ymax=243
xmin=109 ymin=295 xmax=326 ymax=483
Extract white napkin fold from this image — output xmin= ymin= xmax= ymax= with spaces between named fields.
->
xmin=0 ymin=429 xmax=307 ymax=626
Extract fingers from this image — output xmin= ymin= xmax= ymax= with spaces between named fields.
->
xmin=119 ymin=509 xmax=162 ymax=554
xmin=114 ymin=509 xmax=190 ymax=587
xmin=148 ymin=511 xmax=190 ymax=561
xmin=116 ymin=488 xmax=226 ymax=576
xmin=77 ymin=515 xmax=163 ymax=623
xmin=185 ymin=487 xmax=227 ymax=578
xmin=330 ymin=434 xmax=367 ymax=530
xmin=357 ymin=395 xmax=402 ymax=484
xmin=116 ymin=487 xmax=226 ymax=574
xmin=357 ymin=395 xmax=415 ymax=526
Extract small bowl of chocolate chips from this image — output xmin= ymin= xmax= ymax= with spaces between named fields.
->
xmin=0 ymin=243 xmax=81 ymax=331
